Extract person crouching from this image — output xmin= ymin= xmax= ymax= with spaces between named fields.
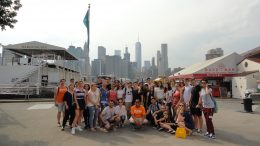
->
xmin=130 ymin=99 xmax=148 ymax=129
xmin=100 ymin=100 xmax=120 ymax=132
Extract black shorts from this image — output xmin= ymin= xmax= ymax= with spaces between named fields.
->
xmin=190 ymin=107 xmax=202 ymax=117
xmin=77 ymin=99 xmax=85 ymax=110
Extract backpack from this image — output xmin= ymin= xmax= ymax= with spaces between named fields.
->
xmin=209 ymin=93 xmax=218 ymax=113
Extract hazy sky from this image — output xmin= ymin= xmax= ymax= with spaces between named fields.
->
xmin=1 ymin=0 xmax=260 ymax=68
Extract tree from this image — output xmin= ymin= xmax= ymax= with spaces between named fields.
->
xmin=0 ymin=0 xmax=22 ymax=30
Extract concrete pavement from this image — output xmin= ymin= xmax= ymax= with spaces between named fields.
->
xmin=0 ymin=99 xmax=260 ymax=146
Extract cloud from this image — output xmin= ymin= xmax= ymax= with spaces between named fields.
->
xmin=0 ymin=0 xmax=260 ymax=69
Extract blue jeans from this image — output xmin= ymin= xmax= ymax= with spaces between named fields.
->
xmin=88 ymin=106 xmax=99 ymax=128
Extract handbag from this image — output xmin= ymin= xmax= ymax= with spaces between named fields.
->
xmin=175 ymin=127 xmax=187 ymax=139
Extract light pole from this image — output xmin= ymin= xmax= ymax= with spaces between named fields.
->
xmin=0 ymin=43 xmax=4 ymax=65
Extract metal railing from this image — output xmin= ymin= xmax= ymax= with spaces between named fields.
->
xmin=0 ymin=86 xmax=55 ymax=99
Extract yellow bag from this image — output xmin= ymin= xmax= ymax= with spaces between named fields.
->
xmin=175 ymin=127 xmax=187 ymax=139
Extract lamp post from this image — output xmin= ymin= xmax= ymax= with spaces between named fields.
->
xmin=0 ymin=43 xmax=4 ymax=65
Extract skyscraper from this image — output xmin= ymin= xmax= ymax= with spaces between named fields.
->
xmin=143 ymin=60 xmax=151 ymax=70
xmin=114 ymin=50 xmax=121 ymax=58
xmin=152 ymin=57 xmax=155 ymax=67
xmin=205 ymin=48 xmax=224 ymax=60
xmin=157 ymin=50 xmax=163 ymax=75
xmin=161 ymin=43 xmax=168 ymax=75
xmin=98 ymin=46 xmax=106 ymax=61
xmin=124 ymin=46 xmax=130 ymax=62
xmin=135 ymin=41 xmax=142 ymax=72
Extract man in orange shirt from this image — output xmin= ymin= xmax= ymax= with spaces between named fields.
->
xmin=130 ymin=99 xmax=148 ymax=128
xmin=54 ymin=79 xmax=67 ymax=126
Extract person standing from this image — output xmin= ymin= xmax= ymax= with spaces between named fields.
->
xmin=172 ymin=84 xmax=182 ymax=111
xmin=197 ymin=79 xmax=216 ymax=139
xmin=100 ymin=81 xmax=109 ymax=111
xmin=54 ymin=79 xmax=67 ymax=127
xmin=61 ymin=83 xmax=75 ymax=131
xmin=124 ymin=82 xmax=133 ymax=118
xmin=116 ymin=83 xmax=124 ymax=100
xmin=132 ymin=82 xmax=142 ymax=105
xmin=165 ymin=82 xmax=174 ymax=123
xmin=154 ymin=82 xmax=164 ymax=104
xmin=87 ymin=83 xmax=100 ymax=132
xmin=182 ymin=79 xmax=193 ymax=107
xmin=83 ymin=83 xmax=90 ymax=129
xmin=71 ymin=81 xmax=86 ymax=134
xmin=108 ymin=84 xmax=117 ymax=104
xmin=142 ymin=84 xmax=149 ymax=109
xmin=189 ymin=79 xmax=203 ymax=133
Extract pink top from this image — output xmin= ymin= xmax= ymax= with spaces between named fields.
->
xmin=108 ymin=90 xmax=117 ymax=102
xmin=173 ymin=90 xmax=180 ymax=107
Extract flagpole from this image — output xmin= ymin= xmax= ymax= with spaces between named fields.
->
xmin=88 ymin=4 xmax=90 ymax=50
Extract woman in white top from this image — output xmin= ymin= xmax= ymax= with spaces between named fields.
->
xmin=117 ymin=83 xmax=124 ymax=100
xmin=155 ymin=81 xmax=164 ymax=104
xmin=87 ymin=83 xmax=100 ymax=132
xmin=197 ymin=79 xmax=215 ymax=139
xmin=115 ymin=98 xmax=127 ymax=127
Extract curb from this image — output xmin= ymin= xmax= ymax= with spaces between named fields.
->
xmin=0 ymin=99 xmax=53 ymax=103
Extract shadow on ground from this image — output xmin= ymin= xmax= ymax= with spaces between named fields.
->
xmin=0 ymin=134 xmax=48 ymax=146
xmin=0 ymin=108 xmax=26 ymax=128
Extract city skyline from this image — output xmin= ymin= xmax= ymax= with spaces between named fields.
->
xmin=1 ymin=0 xmax=260 ymax=68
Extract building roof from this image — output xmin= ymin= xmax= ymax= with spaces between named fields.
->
xmin=247 ymin=58 xmax=260 ymax=64
xmin=234 ymin=70 xmax=259 ymax=77
xmin=241 ymin=46 xmax=260 ymax=58
xmin=3 ymin=41 xmax=78 ymax=60
xmin=172 ymin=52 xmax=243 ymax=79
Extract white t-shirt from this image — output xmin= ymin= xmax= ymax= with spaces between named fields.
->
xmin=117 ymin=89 xmax=124 ymax=99
xmin=87 ymin=90 xmax=100 ymax=107
xmin=183 ymin=85 xmax=192 ymax=104
xmin=166 ymin=89 xmax=173 ymax=103
xmin=200 ymin=88 xmax=214 ymax=108
xmin=115 ymin=105 xmax=127 ymax=116
xmin=155 ymin=88 xmax=164 ymax=100
xmin=102 ymin=106 xmax=116 ymax=120
xmin=124 ymin=87 xmax=133 ymax=102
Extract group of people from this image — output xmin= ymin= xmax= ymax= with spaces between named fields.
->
xmin=54 ymin=77 xmax=216 ymax=139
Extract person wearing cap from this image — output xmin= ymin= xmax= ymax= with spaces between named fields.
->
xmin=130 ymin=99 xmax=148 ymax=129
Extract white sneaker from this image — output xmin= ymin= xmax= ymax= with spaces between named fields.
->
xmin=77 ymin=126 xmax=83 ymax=131
xmin=209 ymin=133 xmax=216 ymax=139
xmin=71 ymin=127 xmax=76 ymax=135
xmin=99 ymin=128 xmax=108 ymax=133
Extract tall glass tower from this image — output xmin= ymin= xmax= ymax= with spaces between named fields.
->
xmin=135 ymin=41 xmax=142 ymax=72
